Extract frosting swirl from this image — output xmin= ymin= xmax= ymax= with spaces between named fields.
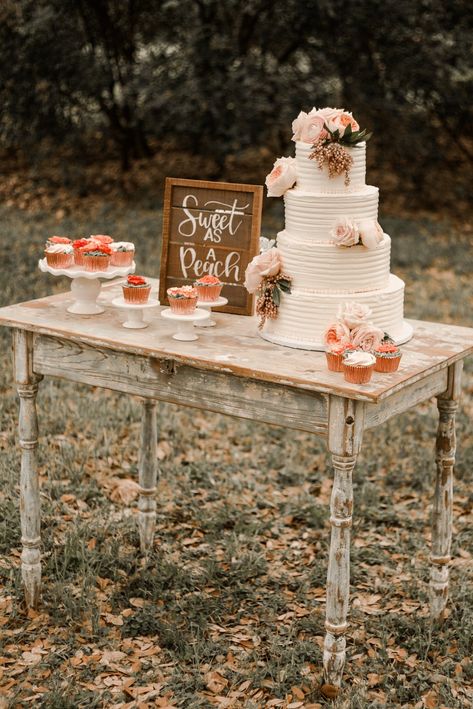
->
xmin=343 ymin=351 xmax=376 ymax=367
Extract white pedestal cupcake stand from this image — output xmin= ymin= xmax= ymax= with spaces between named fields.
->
xmin=161 ymin=308 xmax=208 ymax=341
xmin=194 ymin=296 xmax=228 ymax=327
xmin=111 ymin=296 xmax=159 ymax=329
xmin=38 ymin=259 xmax=135 ymax=315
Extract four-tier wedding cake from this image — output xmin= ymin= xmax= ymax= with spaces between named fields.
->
xmin=245 ymin=107 xmax=413 ymax=351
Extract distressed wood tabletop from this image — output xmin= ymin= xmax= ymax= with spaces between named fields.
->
xmin=0 ymin=278 xmax=472 ymax=403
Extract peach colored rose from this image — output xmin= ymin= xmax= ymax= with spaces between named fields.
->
xmin=358 ymin=219 xmax=384 ymax=250
xmin=330 ymin=218 xmax=360 ymax=247
xmin=324 ymin=321 xmax=351 ymax=348
xmin=265 ymin=157 xmax=297 ymax=197
xmin=337 ymin=301 xmax=372 ymax=329
xmin=351 ymin=322 xmax=384 ymax=352
xmin=340 ymin=112 xmax=360 ymax=131
xmin=244 ymin=248 xmax=283 ymax=293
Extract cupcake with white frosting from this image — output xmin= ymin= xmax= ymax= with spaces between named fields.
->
xmin=342 ymin=350 xmax=376 ymax=384
xmin=111 ymin=241 xmax=135 ymax=267
xmin=45 ymin=237 xmax=73 ymax=268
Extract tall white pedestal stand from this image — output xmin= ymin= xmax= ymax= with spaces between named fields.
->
xmin=111 ymin=296 xmax=159 ymax=329
xmin=38 ymin=259 xmax=135 ymax=315
xmin=194 ymin=296 xmax=228 ymax=328
xmin=161 ymin=308 xmax=208 ymax=341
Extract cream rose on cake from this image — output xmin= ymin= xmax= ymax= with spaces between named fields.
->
xmin=265 ymin=157 xmax=297 ymax=197
xmin=244 ymin=248 xmax=283 ymax=293
xmin=330 ymin=218 xmax=360 ymax=247
xmin=337 ymin=302 xmax=372 ymax=329
xmin=358 ymin=219 xmax=384 ymax=249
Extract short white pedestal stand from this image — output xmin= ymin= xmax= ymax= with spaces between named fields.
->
xmin=111 ymin=296 xmax=159 ymax=329
xmin=161 ymin=308 xmax=208 ymax=341
xmin=38 ymin=259 xmax=135 ymax=315
xmin=194 ymin=296 xmax=228 ymax=327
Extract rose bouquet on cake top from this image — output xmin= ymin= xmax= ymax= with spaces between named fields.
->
xmin=292 ymin=107 xmax=372 ymax=186
xmin=244 ymin=248 xmax=292 ymax=328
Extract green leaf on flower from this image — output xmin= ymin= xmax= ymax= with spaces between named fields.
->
xmin=278 ymin=279 xmax=292 ymax=293
xmin=272 ymin=286 xmax=281 ymax=306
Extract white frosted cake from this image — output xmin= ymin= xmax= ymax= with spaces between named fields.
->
xmin=245 ymin=107 xmax=413 ymax=351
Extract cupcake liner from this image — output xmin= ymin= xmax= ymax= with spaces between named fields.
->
xmin=74 ymin=251 xmax=86 ymax=267
xmin=375 ymin=354 xmax=402 ymax=373
xmin=83 ymin=254 xmax=111 ymax=272
xmin=169 ymin=297 xmax=197 ymax=315
xmin=343 ymin=363 xmax=375 ymax=384
xmin=195 ymin=284 xmax=223 ymax=302
xmin=326 ymin=351 xmax=344 ymax=372
xmin=111 ymin=250 xmax=135 ymax=267
xmin=45 ymin=252 xmax=73 ymax=269
xmin=122 ymin=284 xmax=151 ymax=304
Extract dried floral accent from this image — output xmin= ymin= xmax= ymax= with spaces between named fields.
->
xmin=309 ymin=120 xmax=372 ymax=185
xmin=256 ymin=273 xmax=292 ymax=329
xmin=310 ymin=139 xmax=353 ymax=186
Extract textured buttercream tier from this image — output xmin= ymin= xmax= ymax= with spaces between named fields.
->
xmin=295 ymin=141 xmax=366 ymax=193
xmin=284 ymin=186 xmax=379 ymax=242
xmin=278 ymin=230 xmax=391 ymax=292
xmin=261 ymin=274 xmax=412 ymax=351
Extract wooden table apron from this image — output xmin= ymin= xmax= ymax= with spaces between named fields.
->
xmin=1 ymin=282 xmax=472 ymax=689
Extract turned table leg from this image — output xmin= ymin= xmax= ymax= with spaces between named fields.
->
xmin=323 ymin=396 xmax=364 ymax=687
xmin=138 ymin=399 xmax=158 ymax=552
xmin=430 ymin=362 xmax=462 ymax=619
xmin=14 ymin=330 xmax=42 ymax=608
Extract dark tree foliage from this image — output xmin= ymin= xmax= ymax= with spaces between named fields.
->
xmin=0 ymin=0 xmax=472 ymax=197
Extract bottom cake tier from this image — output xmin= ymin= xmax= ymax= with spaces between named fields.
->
xmin=261 ymin=274 xmax=413 ymax=351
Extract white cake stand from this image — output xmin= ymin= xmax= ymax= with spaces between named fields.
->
xmin=194 ymin=296 xmax=228 ymax=327
xmin=111 ymin=296 xmax=159 ymax=329
xmin=38 ymin=259 xmax=135 ymax=315
xmin=161 ymin=308 xmax=208 ymax=341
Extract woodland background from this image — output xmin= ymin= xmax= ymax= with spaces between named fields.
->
xmin=0 ymin=1 xmax=472 ymax=708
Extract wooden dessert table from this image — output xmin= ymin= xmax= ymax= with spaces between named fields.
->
xmin=0 ymin=277 xmax=472 ymax=688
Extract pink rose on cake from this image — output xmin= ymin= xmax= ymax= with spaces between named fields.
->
xmin=265 ymin=157 xmax=297 ymax=197
xmin=244 ymin=248 xmax=283 ymax=293
xmin=337 ymin=302 xmax=372 ymax=329
xmin=351 ymin=322 xmax=384 ymax=352
xmin=292 ymin=110 xmax=327 ymax=143
xmin=358 ymin=219 xmax=384 ymax=249
xmin=326 ymin=110 xmax=360 ymax=137
xmin=330 ymin=218 xmax=360 ymax=247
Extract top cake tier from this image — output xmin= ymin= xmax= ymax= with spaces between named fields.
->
xmin=295 ymin=141 xmax=366 ymax=193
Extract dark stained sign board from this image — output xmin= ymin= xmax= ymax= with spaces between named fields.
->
xmin=159 ymin=178 xmax=263 ymax=315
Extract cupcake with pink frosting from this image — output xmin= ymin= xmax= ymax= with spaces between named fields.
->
xmin=167 ymin=286 xmax=198 ymax=314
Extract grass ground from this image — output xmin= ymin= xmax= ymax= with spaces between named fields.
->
xmin=0 ymin=204 xmax=472 ymax=708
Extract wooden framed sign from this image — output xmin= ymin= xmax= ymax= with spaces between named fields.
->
xmin=159 ymin=178 xmax=263 ymax=315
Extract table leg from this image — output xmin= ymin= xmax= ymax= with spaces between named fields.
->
xmin=138 ymin=399 xmax=158 ymax=552
xmin=13 ymin=330 xmax=42 ymax=608
xmin=430 ymin=362 xmax=462 ymax=619
xmin=324 ymin=396 xmax=364 ymax=687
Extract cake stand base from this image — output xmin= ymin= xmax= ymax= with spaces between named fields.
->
xmin=260 ymin=320 xmax=414 ymax=351
xmin=69 ymin=278 xmax=104 ymax=315
xmin=111 ymin=297 xmax=159 ymax=329
xmin=161 ymin=308 xmax=208 ymax=341
xmin=194 ymin=296 xmax=228 ymax=327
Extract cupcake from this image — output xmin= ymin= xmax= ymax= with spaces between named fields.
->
xmin=81 ymin=243 xmax=112 ymax=271
xmin=72 ymin=238 xmax=91 ymax=267
xmin=325 ymin=343 xmax=354 ymax=372
xmin=122 ymin=275 xmax=151 ymax=303
xmin=374 ymin=342 xmax=402 ymax=372
xmin=111 ymin=241 xmax=135 ymax=267
xmin=45 ymin=241 xmax=74 ymax=268
xmin=342 ymin=350 xmax=376 ymax=384
xmin=194 ymin=274 xmax=223 ymax=302
xmin=90 ymin=234 xmax=114 ymax=245
xmin=167 ymin=286 xmax=198 ymax=314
